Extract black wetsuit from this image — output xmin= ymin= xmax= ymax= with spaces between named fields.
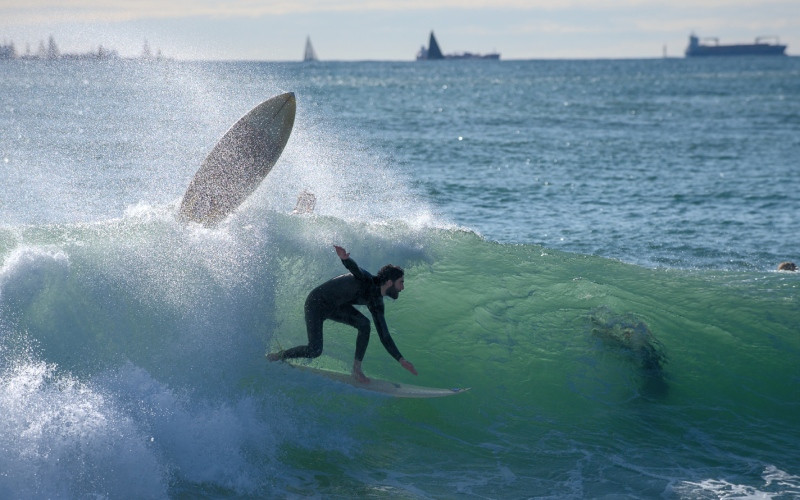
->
xmin=278 ymin=257 xmax=403 ymax=362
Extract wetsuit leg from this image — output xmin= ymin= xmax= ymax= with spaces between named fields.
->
xmin=327 ymin=305 xmax=371 ymax=361
xmin=279 ymin=295 xmax=325 ymax=359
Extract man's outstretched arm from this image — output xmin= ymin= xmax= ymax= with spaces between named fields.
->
xmin=333 ymin=244 xmax=349 ymax=260
xmin=334 ymin=245 xmax=370 ymax=281
xmin=370 ymin=306 xmax=418 ymax=376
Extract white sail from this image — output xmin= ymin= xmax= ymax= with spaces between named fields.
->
xmin=303 ymin=36 xmax=318 ymax=62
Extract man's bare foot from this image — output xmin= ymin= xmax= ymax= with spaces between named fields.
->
xmin=266 ymin=352 xmax=282 ymax=362
xmin=352 ymin=359 xmax=370 ymax=383
xmin=353 ymin=370 xmax=370 ymax=384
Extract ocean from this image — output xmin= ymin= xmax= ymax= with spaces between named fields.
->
xmin=1 ymin=57 xmax=798 ymax=498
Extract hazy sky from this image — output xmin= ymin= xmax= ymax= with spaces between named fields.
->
xmin=2 ymin=1 xmax=798 ymax=60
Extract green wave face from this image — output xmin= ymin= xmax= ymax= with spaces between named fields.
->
xmin=2 ymin=215 xmax=798 ymax=497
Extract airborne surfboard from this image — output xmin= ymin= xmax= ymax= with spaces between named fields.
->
xmin=179 ymin=92 xmax=296 ymax=226
xmin=277 ymin=360 xmax=470 ymax=399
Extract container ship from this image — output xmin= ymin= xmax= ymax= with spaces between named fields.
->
xmin=685 ymin=34 xmax=786 ymax=57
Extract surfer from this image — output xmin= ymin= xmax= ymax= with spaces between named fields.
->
xmin=777 ymin=261 xmax=797 ymax=271
xmin=267 ymin=245 xmax=418 ymax=383
xmin=589 ymin=307 xmax=668 ymax=397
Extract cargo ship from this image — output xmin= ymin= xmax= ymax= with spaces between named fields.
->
xmin=685 ymin=34 xmax=786 ymax=57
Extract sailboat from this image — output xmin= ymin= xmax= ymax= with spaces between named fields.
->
xmin=417 ymin=31 xmax=444 ymax=60
xmin=416 ymin=31 xmax=499 ymax=60
xmin=303 ymin=36 xmax=318 ymax=62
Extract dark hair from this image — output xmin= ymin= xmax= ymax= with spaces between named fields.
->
xmin=376 ymin=264 xmax=404 ymax=284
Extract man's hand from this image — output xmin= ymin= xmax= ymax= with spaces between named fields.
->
xmin=399 ymin=358 xmax=418 ymax=375
xmin=334 ymin=245 xmax=349 ymax=260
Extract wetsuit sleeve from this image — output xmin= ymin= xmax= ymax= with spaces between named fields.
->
xmin=341 ymin=257 xmax=373 ymax=282
xmin=368 ymin=301 xmax=403 ymax=361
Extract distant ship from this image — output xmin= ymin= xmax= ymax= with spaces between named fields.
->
xmin=685 ymin=34 xmax=787 ymax=57
xmin=303 ymin=36 xmax=318 ymax=62
xmin=416 ymin=31 xmax=499 ymax=60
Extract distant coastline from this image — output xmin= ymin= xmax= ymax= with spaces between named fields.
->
xmin=4 ymin=32 xmax=795 ymax=62
xmin=0 ymin=36 xmax=167 ymax=61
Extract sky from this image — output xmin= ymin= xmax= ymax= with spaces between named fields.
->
xmin=1 ymin=1 xmax=798 ymax=60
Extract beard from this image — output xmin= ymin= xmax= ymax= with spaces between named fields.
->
xmin=385 ymin=284 xmax=401 ymax=300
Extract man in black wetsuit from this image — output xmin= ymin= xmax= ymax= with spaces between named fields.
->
xmin=267 ymin=245 xmax=417 ymax=383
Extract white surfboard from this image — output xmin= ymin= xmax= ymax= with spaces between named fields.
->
xmin=283 ymin=362 xmax=470 ymax=399
xmin=179 ymin=92 xmax=296 ymax=226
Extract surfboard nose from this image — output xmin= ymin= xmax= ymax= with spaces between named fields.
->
xmin=276 ymin=92 xmax=295 ymax=108
xmin=279 ymin=92 xmax=296 ymax=120
xmin=276 ymin=91 xmax=296 ymax=109
xmin=247 ymin=92 xmax=296 ymax=129
xmin=271 ymin=92 xmax=296 ymax=135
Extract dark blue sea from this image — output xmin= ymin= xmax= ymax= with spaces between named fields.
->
xmin=1 ymin=57 xmax=798 ymax=498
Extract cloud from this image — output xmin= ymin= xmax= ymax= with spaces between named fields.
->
xmin=4 ymin=0 xmax=798 ymax=26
